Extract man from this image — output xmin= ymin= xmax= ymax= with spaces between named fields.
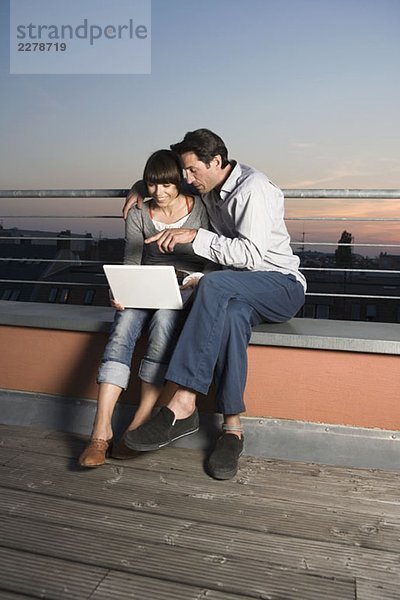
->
xmin=122 ymin=129 xmax=306 ymax=479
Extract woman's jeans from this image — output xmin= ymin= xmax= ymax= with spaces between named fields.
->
xmin=165 ymin=270 xmax=306 ymax=414
xmin=98 ymin=307 xmax=187 ymax=389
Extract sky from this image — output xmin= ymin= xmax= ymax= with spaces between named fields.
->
xmin=0 ymin=0 xmax=399 ymax=255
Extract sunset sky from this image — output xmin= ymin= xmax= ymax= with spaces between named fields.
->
xmin=0 ymin=0 xmax=399 ymax=255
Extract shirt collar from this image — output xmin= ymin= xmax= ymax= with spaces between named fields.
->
xmin=218 ymin=161 xmax=241 ymax=200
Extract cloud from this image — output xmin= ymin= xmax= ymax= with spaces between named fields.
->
xmin=284 ymin=155 xmax=400 ymax=189
xmin=286 ymin=197 xmax=400 ymax=253
xmin=283 ymin=159 xmax=372 ymax=188
xmin=290 ymin=142 xmax=316 ymax=150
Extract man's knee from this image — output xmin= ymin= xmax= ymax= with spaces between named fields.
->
xmin=198 ymin=270 xmax=235 ymax=296
xmin=225 ymin=300 xmax=254 ymax=337
xmin=198 ymin=270 xmax=220 ymax=290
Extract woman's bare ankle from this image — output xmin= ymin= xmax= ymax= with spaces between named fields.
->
xmin=91 ymin=421 xmax=113 ymax=440
xmin=126 ymin=413 xmax=152 ymax=431
xmin=168 ymin=388 xmax=196 ymax=420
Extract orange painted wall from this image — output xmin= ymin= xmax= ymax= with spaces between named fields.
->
xmin=1 ymin=324 xmax=399 ymax=430
xmin=0 ymin=325 xmax=140 ymax=403
xmin=245 ymin=345 xmax=400 ymax=430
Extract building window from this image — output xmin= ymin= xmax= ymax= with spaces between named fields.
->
xmin=351 ymin=303 xmax=361 ymax=320
xmin=1 ymin=288 xmax=20 ymax=301
xmin=10 ymin=289 xmax=20 ymax=301
xmin=84 ymin=289 xmax=96 ymax=305
xmin=303 ymin=304 xmax=315 ymax=318
xmin=366 ymin=304 xmax=377 ymax=321
xmin=48 ymin=288 xmax=58 ymax=303
xmin=59 ymin=288 xmax=70 ymax=304
xmin=316 ymin=304 xmax=330 ymax=319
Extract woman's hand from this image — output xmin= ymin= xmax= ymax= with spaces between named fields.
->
xmin=111 ymin=298 xmax=125 ymax=311
xmin=181 ymin=272 xmax=204 ymax=289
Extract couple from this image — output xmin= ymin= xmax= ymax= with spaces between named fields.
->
xmin=79 ymin=128 xmax=306 ymax=480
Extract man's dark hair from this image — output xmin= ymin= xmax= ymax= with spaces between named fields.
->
xmin=143 ymin=149 xmax=183 ymax=193
xmin=170 ymin=129 xmax=230 ymax=168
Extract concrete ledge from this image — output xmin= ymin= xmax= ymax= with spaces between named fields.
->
xmin=251 ymin=319 xmax=400 ymax=354
xmin=1 ymin=300 xmax=400 ymax=355
xmin=0 ymin=300 xmax=113 ymax=333
xmin=1 ymin=389 xmax=399 ymax=472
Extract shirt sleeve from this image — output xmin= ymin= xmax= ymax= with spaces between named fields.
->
xmin=123 ymin=208 xmax=145 ymax=265
xmin=193 ymin=177 xmax=281 ymax=270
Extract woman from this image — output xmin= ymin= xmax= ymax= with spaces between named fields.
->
xmin=79 ymin=149 xmax=209 ymax=467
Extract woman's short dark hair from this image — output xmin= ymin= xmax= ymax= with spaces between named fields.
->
xmin=170 ymin=129 xmax=229 ymax=168
xmin=143 ymin=149 xmax=183 ymax=193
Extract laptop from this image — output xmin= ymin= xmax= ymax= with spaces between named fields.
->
xmin=103 ymin=265 xmax=189 ymax=310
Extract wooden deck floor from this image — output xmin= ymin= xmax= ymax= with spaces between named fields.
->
xmin=0 ymin=424 xmax=400 ymax=599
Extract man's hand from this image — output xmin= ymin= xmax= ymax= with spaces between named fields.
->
xmin=145 ymin=228 xmax=197 ymax=253
xmin=122 ymin=181 xmax=145 ymax=219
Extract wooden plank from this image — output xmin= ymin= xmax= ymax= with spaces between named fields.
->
xmin=2 ymin=426 xmax=400 ymax=514
xmin=0 ymin=425 xmax=204 ymax=470
xmin=29 ymin=426 xmax=400 ymax=491
xmin=2 ymin=425 xmax=400 ymax=599
xmin=0 ymin=461 xmax=396 ymax=556
xmin=91 ymin=570 xmax=257 ymax=600
xmin=0 ymin=486 xmax=192 ymax=546
xmin=0 ymin=424 xmax=49 ymax=439
xmin=0 ymin=486 xmax=398 ymax=587
xmin=0 ymin=547 xmax=106 ymax=599
xmin=0 ymin=593 xmax=38 ymax=600
xmin=2 ymin=443 xmax=399 ymax=521
xmin=0 ymin=448 xmax=21 ymax=466
xmin=2 ymin=424 xmax=399 ymax=509
xmin=235 ymin=455 xmax=400 ymax=504
xmin=3 ymin=452 xmax=400 ymax=552
xmin=0 ymin=592 xmax=37 ymax=600
xmin=0 ymin=514 xmax=355 ymax=600
xmin=0 ymin=425 xmax=84 ymax=456
xmin=1 ymin=426 xmax=399 ymax=598
xmin=92 ymin=569 xmax=354 ymax=600
xmin=356 ymin=578 xmax=400 ymax=600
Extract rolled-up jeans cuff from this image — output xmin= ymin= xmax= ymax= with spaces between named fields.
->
xmin=97 ymin=360 xmax=130 ymax=390
xmin=139 ymin=359 xmax=167 ymax=387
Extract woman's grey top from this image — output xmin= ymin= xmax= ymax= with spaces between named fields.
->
xmin=124 ymin=196 xmax=212 ymax=273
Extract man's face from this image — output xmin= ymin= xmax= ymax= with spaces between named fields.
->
xmin=181 ymin=152 xmax=221 ymax=194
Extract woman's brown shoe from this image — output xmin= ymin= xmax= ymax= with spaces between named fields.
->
xmin=78 ymin=438 xmax=112 ymax=467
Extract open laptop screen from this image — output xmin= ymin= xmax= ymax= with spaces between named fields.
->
xmin=103 ymin=265 xmax=185 ymax=309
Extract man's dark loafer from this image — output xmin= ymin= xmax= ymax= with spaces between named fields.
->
xmin=123 ymin=406 xmax=199 ymax=451
xmin=207 ymin=432 xmax=244 ymax=480
xmin=111 ymin=437 xmax=141 ymax=460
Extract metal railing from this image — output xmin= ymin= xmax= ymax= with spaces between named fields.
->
xmin=1 ymin=188 xmax=399 ymax=303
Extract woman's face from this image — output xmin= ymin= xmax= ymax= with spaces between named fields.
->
xmin=147 ymin=182 xmax=179 ymax=207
